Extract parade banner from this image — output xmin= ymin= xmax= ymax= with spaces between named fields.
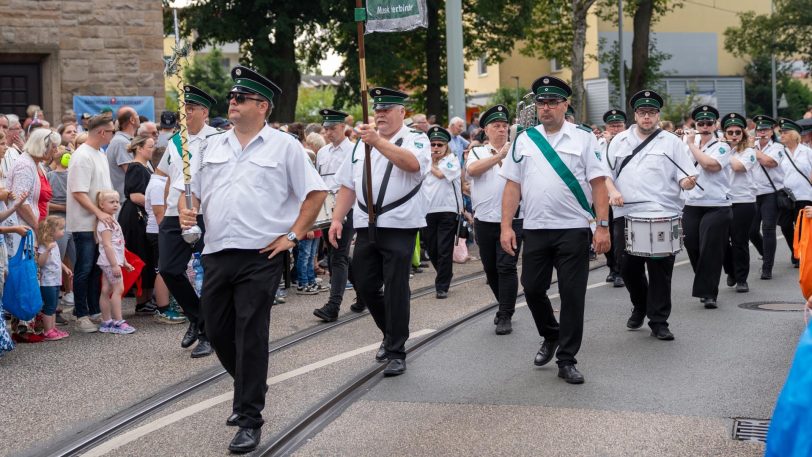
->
xmin=365 ymin=0 xmax=427 ymax=33
xmin=72 ymin=95 xmax=155 ymax=121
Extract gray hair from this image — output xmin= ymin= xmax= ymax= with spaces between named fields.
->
xmin=449 ymin=116 xmax=465 ymax=127
xmin=137 ymin=122 xmax=157 ymax=136
xmin=6 ymin=114 xmax=21 ymax=128
xmin=24 ymin=128 xmax=60 ymax=159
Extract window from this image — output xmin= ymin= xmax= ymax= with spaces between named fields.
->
xmin=477 ymin=57 xmax=487 ymax=76
xmin=550 ymin=58 xmax=562 ymax=72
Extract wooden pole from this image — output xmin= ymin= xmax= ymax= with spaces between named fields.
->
xmin=356 ymin=0 xmax=376 ymax=238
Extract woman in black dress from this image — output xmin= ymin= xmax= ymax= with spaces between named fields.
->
xmin=118 ymin=135 xmax=156 ymax=312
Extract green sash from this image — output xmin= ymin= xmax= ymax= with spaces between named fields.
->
xmin=524 ymin=128 xmax=595 ymax=218
xmin=167 ymin=132 xmax=187 ymax=165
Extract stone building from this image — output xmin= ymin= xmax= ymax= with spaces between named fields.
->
xmin=0 ymin=0 xmax=165 ymax=122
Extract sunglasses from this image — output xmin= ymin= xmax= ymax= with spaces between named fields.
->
xmin=430 ymin=143 xmax=446 ymax=148
xmin=227 ymin=92 xmax=265 ymax=104
xmin=725 ymin=130 xmax=743 ymax=136
xmin=534 ymin=99 xmax=564 ymax=108
xmin=696 ymin=121 xmax=715 ymax=127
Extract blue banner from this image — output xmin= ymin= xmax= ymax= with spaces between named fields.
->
xmin=72 ymin=95 xmax=156 ymax=122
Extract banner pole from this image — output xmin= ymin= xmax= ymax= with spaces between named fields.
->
xmin=356 ymin=0 xmax=377 ymax=242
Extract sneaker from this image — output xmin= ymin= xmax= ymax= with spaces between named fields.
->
xmin=154 ymin=307 xmax=188 ymax=324
xmin=89 ymin=313 xmax=102 ymax=324
xmin=43 ymin=328 xmax=68 ymax=341
xmin=55 ymin=312 xmax=69 ymax=326
xmin=135 ymin=301 xmax=157 ymax=314
xmin=296 ymin=285 xmax=319 ymax=295
xmin=99 ymin=320 xmax=115 ymax=333
xmin=316 ymin=283 xmax=329 ymax=293
xmin=315 ymin=277 xmax=324 ymax=285
xmin=345 ymin=281 xmax=354 ymax=290
xmin=60 ymin=305 xmax=75 ymax=318
xmin=275 ymin=289 xmax=287 ymax=304
xmin=75 ymin=316 xmax=98 ymax=333
xmin=61 ymin=292 xmax=75 ymax=306
xmin=111 ymin=320 xmax=136 ymax=334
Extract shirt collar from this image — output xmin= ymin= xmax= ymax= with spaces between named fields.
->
xmin=222 ymin=123 xmax=274 ymax=152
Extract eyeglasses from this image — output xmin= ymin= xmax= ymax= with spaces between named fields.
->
xmin=534 ymin=99 xmax=564 ymax=109
xmin=696 ymin=121 xmax=715 ymax=127
xmin=103 ymin=129 xmax=115 ymax=135
xmin=725 ymin=130 xmax=743 ymax=136
xmin=635 ymin=109 xmax=659 ymax=118
xmin=227 ymin=92 xmax=265 ymax=104
xmin=430 ymin=143 xmax=446 ymax=148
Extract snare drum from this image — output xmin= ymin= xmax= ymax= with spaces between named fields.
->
xmin=624 ymin=211 xmax=683 ymax=257
xmin=313 ymin=192 xmax=337 ymax=229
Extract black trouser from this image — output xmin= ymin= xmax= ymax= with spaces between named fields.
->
xmin=522 ymin=228 xmax=589 ymax=366
xmin=604 ymin=207 xmax=621 ymax=276
xmin=779 ymin=200 xmax=812 ymax=262
xmin=474 ymin=219 xmax=523 ymax=319
xmin=159 ymin=215 xmax=205 ymax=332
xmin=424 ymin=212 xmax=457 ymax=293
xmin=683 ymin=205 xmax=732 ymax=300
xmin=326 ymin=210 xmax=354 ymax=309
xmin=723 ymin=202 xmax=756 ymax=283
xmin=352 ymin=227 xmax=417 ymax=360
xmin=749 ymin=192 xmax=779 ymax=273
xmin=612 ymin=218 xmax=675 ymax=329
xmin=201 ymin=250 xmax=281 ymax=430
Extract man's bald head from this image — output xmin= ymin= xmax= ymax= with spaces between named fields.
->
xmin=117 ymin=106 xmax=140 ymax=134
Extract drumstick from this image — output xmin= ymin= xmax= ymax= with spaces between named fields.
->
xmin=662 ymin=154 xmax=704 ymax=191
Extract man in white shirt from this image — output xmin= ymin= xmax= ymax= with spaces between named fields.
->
xmin=599 ymin=109 xmax=628 ymax=288
xmin=157 ymin=85 xmax=219 ymax=359
xmin=501 ymin=75 xmax=610 ymax=385
xmin=180 ymin=66 xmax=327 ymax=453
xmin=606 ymin=89 xmax=697 ymax=340
xmin=330 ymin=87 xmax=431 ymax=377
xmin=313 ymin=108 xmax=359 ymax=322
xmin=66 ymin=113 xmax=115 ymax=333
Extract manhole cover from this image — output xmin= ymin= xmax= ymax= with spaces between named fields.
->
xmin=738 ymin=301 xmax=805 ymax=312
xmin=732 ymin=418 xmax=769 ymax=442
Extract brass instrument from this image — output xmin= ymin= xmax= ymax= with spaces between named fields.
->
xmin=515 ymin=91 xmax=538 ymax=131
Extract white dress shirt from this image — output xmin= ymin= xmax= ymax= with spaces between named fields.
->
xmin=782 ymin=144 xmax=812 ymax=201
xmin=316 ymin=138 xmax=354 ymax=192
xmin=728 ymin=147 xmax=758 ymax=204
xmin=160 ymin=124 xmax=219 ymax=217
xmin=684 ymin=139 xmax=732 ymax=207
xmin=191 ymin=124 xmax=327 ymax=254
xmin=466 ymin=144 xmax=520 ymax=223
xmin=421 ymin=153 xmax=462 ymax=214
xmin=335 ymin=124 xmax=431 ymax=229
xmin=752 ymin=140 xmax=785 ymax=195
xmin=500 ymin=121 xmax=609 ymax=229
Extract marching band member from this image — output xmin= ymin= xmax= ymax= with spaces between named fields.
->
xmin=466 ymin=104 xmax=524 ymax=336
xmin=330 ymin=87 xmax=431 ymax=377
xmin=600 ymin=109 xmax=627 ymax=288
xmin=721 ymin=113 xmax=757 ymax=293
xmin=607 ymin=90 xmax=696 ymax=340
xmin=313 ymin=108 xmax=359 ymax=322
xmin=180 ymin=66 xmax=327 ymax=453
xmin=683 ymin=105 xmax=732 ymax=309
xmin=748 ymin=115 xmax=784 ymax=279
xmin=777 ymin=118 xmax=812 ymax=267
xmin=156 ymin=84 xmax=219 ymax=358
xmin=420 ymin=126 xmax=462 ymax=299
xmin=501 ymin=76 xmax=610 ymax=384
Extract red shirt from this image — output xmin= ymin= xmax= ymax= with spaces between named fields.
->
xmin=38 ymin=170 xmax=52 ymax=221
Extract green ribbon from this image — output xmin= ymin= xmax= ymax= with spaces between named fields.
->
xmin=168 ymin=132 xmax=189 ymax=165
xmin=524 ymin=127 xmax=595 ymax=218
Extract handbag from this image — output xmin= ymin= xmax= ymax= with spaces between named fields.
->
xmin=760 ymin=157 xmax=794 ymax=210
xmin=452 ymin=238 xmax=470 ymax=264
xmin=3 ymin=230 xmax=43 ymax=321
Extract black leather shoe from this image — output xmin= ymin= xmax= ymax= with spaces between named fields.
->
xmin=613 ymin=276 xmax=625 ymax=288
xmin=605 ymin=273 xmax=615 ymax=283
xmin=650 ymin=326 xmax=674 ymax=340
xmin=793 ymin=259 xmax=800 ymax=268
xmin=419 ymin=262 xmax=428 ymax=268
xmin=350 ymin=299 xmax=366 ymax=313
xmin=736 ymin=282 xmax=749 ymax=293
xmin=412 ymin=267 xmax=423 ymax=274
xmin=180 ymin=322 xmax=198 ymax=348
xmin=726 ymin=274 xmax=735 ymax=287
xmin=191 ymin=335 xmax=214 ymax=358
xmin=313 ymin=305 xmax=338 ymax=322
xmin=557 ymin=364 xmax=585 ymax=384
xmin=495 ymin=316 xmax=512 ymax=335
xmin=626 ymin=309 xmax=645 ymax=329
xmin=375 ymin=342 xmax=387 ymax=362
xmin=226 ymin=413 xmax=239 ymax=427
xmin=703 ymin=298 xmax=718 ymax=309
xmin=436 ymin=291 xmax=448 ymax=299
xmin=534 ymin=339 xmax=558 ymax=366
xmin=383 ymin=358 xmax=406 ymax=376
xmin=761 ymin=270 xmax=772 ymax=280
xmin=228 ymin=427 xmax=261 ymax=454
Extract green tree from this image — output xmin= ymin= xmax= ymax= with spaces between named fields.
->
xmin=724 ymin=0 xmax=812 ymax=67
xmin=488 ymin=86 xmax=530 ymax=116
xmin=597 ymin=37 xmax=671 ymax=108
xmin=743 ymin=56 xmax=812 ymax=119
xmin=183 ymin=48 xmax=232 ymax=118
xmin=295 ymin=86 xmax=365 ymax=124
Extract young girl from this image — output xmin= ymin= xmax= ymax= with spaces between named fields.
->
xmin=95 ymin=190 xmax=135 ymax=334
xmin=37 ymin=216 xmax=72 ymax=341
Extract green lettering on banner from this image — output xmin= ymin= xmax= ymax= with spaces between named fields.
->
xmin=365 ymin=0 xmax=427 ymax=33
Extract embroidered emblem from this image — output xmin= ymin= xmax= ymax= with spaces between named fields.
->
xmin=595 ymin=151 xmax=602 ymax=161
xmin=644 ymin=91 xmax=650 ymax=96
xmin=543 ymin=78 xmax=549 ymax=84
xmin=235 ymin=69 xmax=242 ymax=76
xmin=447 ymin=162 xmax=453 ymax=169
xmin=718 ymin=146 xmax=726 ymax=154
xmin=415 ymin=141 xmax=424 ymax=148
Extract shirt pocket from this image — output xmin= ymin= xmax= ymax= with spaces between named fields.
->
xmin=247 ymin=154 xmax=281 ymax=190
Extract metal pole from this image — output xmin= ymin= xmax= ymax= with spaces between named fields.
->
xmin=512 ymin=76 xmax=520 ymax=108
xmin=446 ymin=0 xmax=465 ymax=121
xmin=770 ymin=0 xmax=777 ymax=118
xmin=356 ymin=0 xmax=376 ymax=241
xmin=617 ymin=0 xmax=626 ymax=109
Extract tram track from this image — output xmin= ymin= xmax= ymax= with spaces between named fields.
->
xmin=34 ymin=267 xmax=496 ymax=457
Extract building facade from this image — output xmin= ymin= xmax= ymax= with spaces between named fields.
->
xmin=0 ymin=0 xmax=165 ymax=122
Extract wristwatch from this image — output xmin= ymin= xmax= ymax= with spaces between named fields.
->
xmin=286 ymin=231 xmax=299 ymax=246
xmin=597 ymin=220 xmax=610 ymax=228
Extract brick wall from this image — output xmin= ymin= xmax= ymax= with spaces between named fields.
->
xmin=0 ymin=0 xmax=165 ymax=120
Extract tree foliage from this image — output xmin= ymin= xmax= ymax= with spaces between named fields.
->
xmin=488 ymin=86 xmax=530 ymax=115
xmin=295 ymin=87 xmax=364 ymax=124
xmin=743 ymin=56 xmax=812 ymax=119
xmin=183 ymin=48 xmax=232 ymax=118
xmin=598 ymin=37 xmax=671 ymax=108
xmin=724 ymin=0 xmax=812 ymax=67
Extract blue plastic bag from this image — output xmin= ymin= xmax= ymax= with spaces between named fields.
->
xmin=766 ymin=315 xmax=812 ymax=456
xmin=2 ymin=230 xmax=43 ymax=321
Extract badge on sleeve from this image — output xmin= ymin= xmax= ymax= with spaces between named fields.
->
xmin=415 ymin=141 xmax=424 ymax=149
xmin=751 ymin=155 xmax=756 ymax=162
xmin=718 ymin=146 xmax=726 ymax=154
xmin=447 ymin=162 xmax=454 ymax=169
xmin=594 ymin=150 xmax=602 ymax=161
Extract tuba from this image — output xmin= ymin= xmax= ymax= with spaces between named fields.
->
xmin=515 ymin=91 xmax=538 ymax=131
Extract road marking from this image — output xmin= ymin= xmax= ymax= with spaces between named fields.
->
xmin=83 ymin=329 xmax=436 ymax=456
